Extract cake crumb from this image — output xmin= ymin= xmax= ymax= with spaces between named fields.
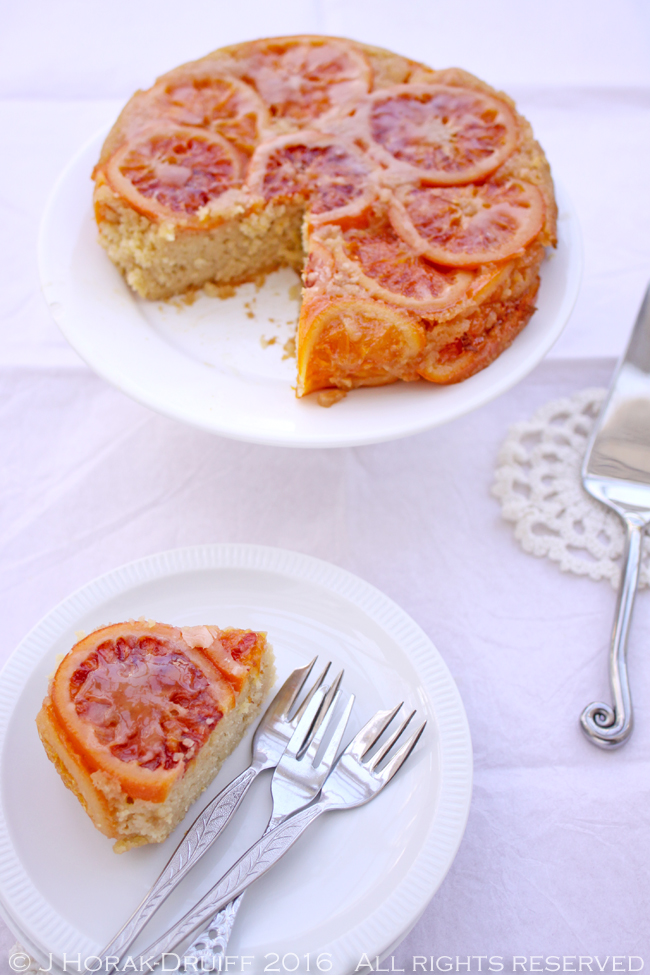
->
xmin=288 ymin=283 xmax=301 ymax=301
xmin=169 ymin=289 xmax=199 ymax=309
xmin=282 ymin=336 xmax=296 ymax=360
xmin=74 ymin=630 xmax=86 ymax=641
xmin=318 ymin=389 xmax=347 ymax=408
xmin=260 ymin=335 xmax=277 ymax=348
xmin=204 ymin=282 xmax=237 ymax=299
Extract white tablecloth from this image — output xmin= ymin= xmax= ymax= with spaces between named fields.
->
xmin=2 ymin=1 xmax=650 ymax=971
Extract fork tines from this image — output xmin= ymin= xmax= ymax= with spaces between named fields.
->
xmin=353 ymin=703 xmax=426 ymax=781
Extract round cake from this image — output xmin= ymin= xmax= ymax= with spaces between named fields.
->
xmin=92 ymin=36 xmax=557 ymax=400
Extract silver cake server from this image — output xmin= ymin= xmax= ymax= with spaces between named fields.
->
xmin=581 ymin=281 xmax=650 ymax=748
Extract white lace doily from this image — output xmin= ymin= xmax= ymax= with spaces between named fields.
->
xmin=492 ymin=387 xmax=650 ymax=589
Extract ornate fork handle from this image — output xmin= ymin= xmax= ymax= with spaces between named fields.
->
xmin=138 ymin=803 xmax=326 ymax=967
xmin=580 ymin=515 xmax=644 ymax=749
xmin=181 ymin=894 xmax=244 ymax=966
xmin=99 ymin=764 xmax=260 ymax=971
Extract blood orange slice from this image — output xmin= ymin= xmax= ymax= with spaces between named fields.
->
xmin=360 ymin=84 xmax=517 ymax=184
xmin=49 ymin=622 xmax=235 ymax=802
xmin=390 ymin=180 xmax=544 ymax=266
xmin=247 ymin=130 xmax=377 ymax=222
xmin=297 ymin=296 xmax=424 ymax=396
xmin=228 ymin=36 xmax=371 ymax=125
xmin=106 ymin=125 xmax=242 ymax=224
xmin=316 ymin=220 xmax=475 ymax=312
xmin=181 ymin=625 xmax=267 ymax=693
xmin=151 ymin=73 xmax=268 ymax=155
xmin=417 ymin=274 xmax=540 ymax=384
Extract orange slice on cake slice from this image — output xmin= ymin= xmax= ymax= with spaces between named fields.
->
xmin=37 ymin=621 xmax=275 ymax=850
xmin=358 ymin=83 xmax=517 ymax=184
xmin=180 ymin=625 xmax=267 ymax=693
xmin=104 ymin=124 xmax=243 ymax=225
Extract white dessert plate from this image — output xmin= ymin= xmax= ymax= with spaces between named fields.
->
xmin=0 ymin=544 xmax=472 ymax=975
xmin=38 ymin=130 xmax=582 ymax=448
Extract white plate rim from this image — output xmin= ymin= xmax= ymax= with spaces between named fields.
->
xmin=38 ymin=128 xmax=583 ymax=449
xmin=0 ymin=543 xmax=472 ymax=973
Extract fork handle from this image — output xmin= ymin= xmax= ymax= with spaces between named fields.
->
xmin=181 ymin=809 xmax=286 ymax=964
xmin=181 ymin=892 xmax=244 ymax=965
xmin=581 ymin=517 xmax=643 ymax=748
xmin=98 ymin=764 xmax=260 ymax=972
xmin=138 ymin=803 xmax=326 ymax=967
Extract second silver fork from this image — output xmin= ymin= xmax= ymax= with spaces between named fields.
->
xmin=184 ymin=680 xmax=354 ymax=967
xmin=95 ymin=658 xmax=331 ymax=974
xmin=138 ymin=703 xmax=424 ymax=967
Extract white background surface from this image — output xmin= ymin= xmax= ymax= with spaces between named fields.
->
xmin=1 ymin=0 xmax=650 ymax=971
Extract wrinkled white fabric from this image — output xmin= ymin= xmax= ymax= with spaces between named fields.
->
xmin=1 ymin=1 xmax=650 ymax=971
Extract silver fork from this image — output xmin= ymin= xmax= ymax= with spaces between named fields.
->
xmin=183 ymin=678 xmax=355 ymax=969
xmin=137 ymin=704 xmax=425 ymax=965
xmin=96 ymin=658 xmax=331 ymax=974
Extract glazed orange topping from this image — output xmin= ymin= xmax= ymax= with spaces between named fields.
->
xmin=261 ymin=142 xmax=370 ymax=214
xmin=236 ymin=40 xmax=370 ymax=123
xmin=342 ymin=223 xmax=464 ymax=303
xmin=369 ymin=87 xmax=513 ymax=179
xmin=69 ymin=633 xmax=222 ymax=771
xmin=220 ymin=629 xmax=258 ymax=661
xmin=117 ymin=131 xmax=238 ymax=215
xmin=159 ymin=78 xmax=262 ymax=153
xmin=394 ymin=181 xmax=544 ymax=266
xmin=298 ymin=297 xmax=424 ymax=395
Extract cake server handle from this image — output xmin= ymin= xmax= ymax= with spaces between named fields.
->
xmin=96 ymin=763 xmax=260 ymax=974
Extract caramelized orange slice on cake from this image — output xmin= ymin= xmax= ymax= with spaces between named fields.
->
xmin=105 ymin=125 xmax=242 ymax=224
xmin=417 ymin=270 xmax=540 ymax=384
xmin=390 ymin=180 xmax=545 ymax=266
xmin=247 ymin=131 xmax=377 ymax=222
xmin=315 ymin=219 xmax=475 ymax=313
xmin=226 ymin=36 xmax=371 ymax=126
xmin=150 ymin=73 xmax=269 ymax=156
xmin=180 ymin=625 xmax=267 ymax=693
xmin=37 ymin=621 xmax=275 ymax=850
xmin=360 ymin=84 xmax=517 ymax=184
xmin=297 ymin=295 xmax=424 ymax=396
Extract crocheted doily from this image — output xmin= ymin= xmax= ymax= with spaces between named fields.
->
xmin=492 ymin=387 xmax=650 ymax=589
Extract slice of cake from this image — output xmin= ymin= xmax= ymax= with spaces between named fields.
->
xmin=92 ymin=35 xmax=557 ymax=399
xmin=36 ymin=620 xmax=275 ymax=852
